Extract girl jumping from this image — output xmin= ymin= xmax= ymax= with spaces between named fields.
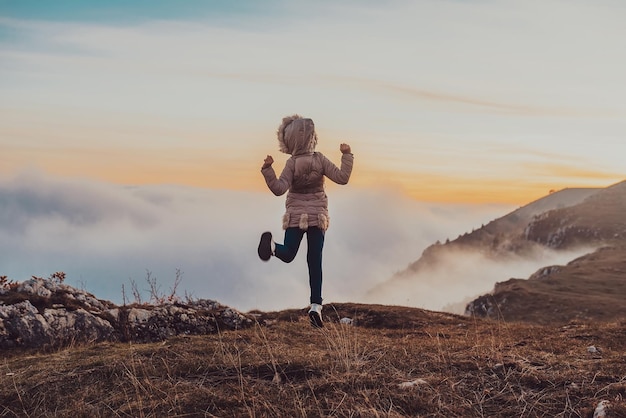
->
xmin=258 ymin=114 xmax=354 ymax=327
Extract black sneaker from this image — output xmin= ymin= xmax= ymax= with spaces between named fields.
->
xmin=308 ymin=303 xmax=323 ymax=328
xmin=258 ymin=232 xmax=273 ymax=261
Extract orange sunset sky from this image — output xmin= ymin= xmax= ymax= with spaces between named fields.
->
xmin=2 ymin=0 xmax=625 ymax=204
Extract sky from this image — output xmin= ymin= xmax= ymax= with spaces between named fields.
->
xmin=2 ymin=0 xmax=625 ymax=203
xmin=1 ymin=0 xmax=625 ymax=312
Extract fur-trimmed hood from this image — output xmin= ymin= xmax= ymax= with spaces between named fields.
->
xmin=277 ymin=114 xmax=318 ymax=156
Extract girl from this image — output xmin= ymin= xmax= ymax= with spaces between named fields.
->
xmin=258 ymin=114 xmax=354 ymax=327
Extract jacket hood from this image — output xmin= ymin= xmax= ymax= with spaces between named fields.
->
xmin=277 ymin=114 xmax=318 ymax=156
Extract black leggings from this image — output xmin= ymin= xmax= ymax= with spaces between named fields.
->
xmin=274 ymin=227 xmax=325 ymax=304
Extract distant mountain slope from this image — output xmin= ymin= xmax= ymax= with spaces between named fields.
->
xmin=397 ymin=186 xmax=601 ymax=276
xmin=366 ymin=180 xmax=626 ymax=324
xmin=465 ymin=180 xmax=626 ymax=324
xmin=466 ymin=245 xmax=626 ymax=324
xmin=466 ymin=186 xmax=601 ymax=247
xmin=524 ymin=180 xmax=626 ymax=248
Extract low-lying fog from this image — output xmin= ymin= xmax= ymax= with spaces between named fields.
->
xmin=0 ymin=171 xmax=591 ymax=313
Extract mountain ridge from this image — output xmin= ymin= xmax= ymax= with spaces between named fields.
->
xmin=368 ymin=180 xmax=626 ymax=324
xmin=392 ymin=186 xmax=601 ymax=279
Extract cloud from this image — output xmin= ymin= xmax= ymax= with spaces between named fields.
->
xmin=0 ymin=170 xmax=159 ymax=234
xmin=326 ymin=76 xmax=586 ymax=117
xmin=363 ymin=245 xmax=594 ymax=314
xmin=0 ymin=171 xmax=512 ymax=312
xmin=4 ymin=1 xmax=625 ymax=118
xmin=521 ymin=161 xmax=622 ymax=182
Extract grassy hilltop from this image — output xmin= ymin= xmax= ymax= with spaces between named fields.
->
xmin=2 ymin=303 xmax=626 ymax=417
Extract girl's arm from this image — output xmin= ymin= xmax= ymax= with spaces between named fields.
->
xmin=261 ymin=158 xmax=294 ymax=196
xmin=322 ymin=145 xmax=353 ymax=185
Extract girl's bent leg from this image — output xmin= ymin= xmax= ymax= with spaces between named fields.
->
xmin=306 ymin=227 xmax=325 ymax=305
xmin=274 ymin=227 xmax=305 ymax=263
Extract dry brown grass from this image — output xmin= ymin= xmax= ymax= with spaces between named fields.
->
xmin=2 ymin=303 xmax=626 ymax=417
xmin=476 ymin=245 xmax=626 ymax=325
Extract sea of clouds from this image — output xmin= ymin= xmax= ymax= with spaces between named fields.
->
xmin=0 ymin=171 xmax=591 ymax=313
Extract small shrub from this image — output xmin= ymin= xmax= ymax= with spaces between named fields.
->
xmin=0 ymin=275 xmax=18 ymax=290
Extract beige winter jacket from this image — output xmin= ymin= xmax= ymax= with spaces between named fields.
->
xmin=261 ymin=115 xmax=354 ymax=231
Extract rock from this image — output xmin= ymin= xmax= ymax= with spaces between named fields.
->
xmin=398 ymin=378 xmax=428 ymax=389
xmin=593 ymin=400 xmax=611 ymax=418
xmin=43 ymin=307 xmax=115 ymax=344
xmin=0 ymin=301 xmax=50 ymax=348
xmin=18 ymin=280 xmax=52 ymax=297
xmin=0 ymin=278 xmax=252 ymax=349
xmin=340 ymin=317 xmax=353 ymax=325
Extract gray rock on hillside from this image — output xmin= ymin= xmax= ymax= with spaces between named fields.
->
xmin=0 ymin=300 xmax=115 ymax=348
xmin=0 ymin=277 xmax=253 ymax=349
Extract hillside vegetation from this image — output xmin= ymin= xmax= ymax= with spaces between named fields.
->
xmin=2 ymin=303 xmax=626 ymax=417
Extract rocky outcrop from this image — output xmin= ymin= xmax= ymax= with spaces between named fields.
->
xmin=0 ymin=278 xmax=253 ymax=349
